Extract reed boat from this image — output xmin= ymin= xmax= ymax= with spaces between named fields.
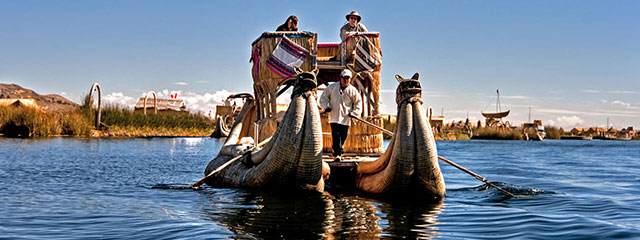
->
xmin=354 ymin=73 xmax=445 ymax=199
xmin=202 ymin=30 xmax=445 ymax=198
xmin=204 ymin=71 xmax=327 ymax=191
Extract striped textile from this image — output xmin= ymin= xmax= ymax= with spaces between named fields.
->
xmin=352 ymin=38 xmax=381 ymax=72
xmin=266 ymin=36 xmax=309 ymax=78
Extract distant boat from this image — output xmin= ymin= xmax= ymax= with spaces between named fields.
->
xmin=560 ymin=135 xmax=593 ymax=140
xmin=481 ymin=110 xmax=510 ymax=119
xmin=481 ymin=89 xmax=510 ymax=118
xmin=602 ymin=135 xmax=632 ymax=141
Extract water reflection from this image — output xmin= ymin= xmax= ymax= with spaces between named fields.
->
xmin=197 ymin=189 xmax=444 ymax=239
xmin=377 ymin=200 xmax=444 ymax=239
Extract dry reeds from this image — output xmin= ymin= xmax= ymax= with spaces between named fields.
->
xmin=321 ymin=114 xmax=384 ymax=153
xmin=544 ymin=125 xmax=565 ymax=139
xmin=0 ymin=106 xmax=92 ymax=137
xmin=472 ymin=127 xmax=523 ymax=140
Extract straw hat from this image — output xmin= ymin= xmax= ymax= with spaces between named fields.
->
xmin=345 ymin=11 xmax=362 ymax=22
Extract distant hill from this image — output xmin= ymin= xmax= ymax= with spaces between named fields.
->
xmin=0 ymin=83 xmax=78 ymax=111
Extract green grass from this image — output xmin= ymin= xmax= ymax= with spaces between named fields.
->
xmin=0 ymin=97 xmax=213 ymax=138
xmin=472 ymin=127 xmax=523 ymax=140
xmin=97 ymin=104 xmax=211 ymax=129
xmin=0 ymin=106 xmax=92 ymax=137
xmin=544 ymin=125 xmax=565 ymax=139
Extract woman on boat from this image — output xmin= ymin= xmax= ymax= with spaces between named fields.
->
xmin=276 ymin=15 xmax=298 ymax=31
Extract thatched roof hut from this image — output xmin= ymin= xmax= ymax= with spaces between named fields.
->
xmin=0 ymin=99 xmax=40 ymax=109
xmin=134 ymin=98 xmax=186 ymax=112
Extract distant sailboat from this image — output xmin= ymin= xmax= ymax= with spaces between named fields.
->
xmin=481 ymin=89 xmax=510 ymax=118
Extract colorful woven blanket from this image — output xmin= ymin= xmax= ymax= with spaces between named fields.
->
xmin=266 ymin=36 xmax=309 ymax=78
xmin=352 ymin=37 xmax=381 ymax=72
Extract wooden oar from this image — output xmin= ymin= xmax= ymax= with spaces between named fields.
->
xmin=188 ymin=137 xmax=271 ymax=189
xmin=437 ymin=156 xmax=521 ymax=198
xmin=349 ymin=115 xmax=522 ymax=198
xmin=350 ymin=115 xmax=394 ymax=136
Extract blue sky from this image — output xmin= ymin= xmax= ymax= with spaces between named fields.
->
xmin=1 ymin=0 xmax=638 ymax=128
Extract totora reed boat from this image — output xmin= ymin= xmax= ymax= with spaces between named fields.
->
xmin=203 ymin=29 xmax=445 ymax=199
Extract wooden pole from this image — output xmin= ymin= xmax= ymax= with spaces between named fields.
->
xmin=350 ymin=115 xmax=393 ymax=136
xmin=350 ymin=115 xmax=523 ymax=198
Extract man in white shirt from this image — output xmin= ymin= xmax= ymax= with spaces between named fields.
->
xmin=319 ymin=69 xmax=363 ymax=161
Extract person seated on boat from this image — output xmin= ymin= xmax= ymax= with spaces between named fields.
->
xmin=340 ymin=11 xmax=368 ymax=42
xmin=276 ymin=15 xmax=298 ymax=31
xmin=319 ymin=69 xmax=363 ymax=162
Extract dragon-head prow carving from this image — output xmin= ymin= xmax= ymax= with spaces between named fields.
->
xmin=395 ymin=73 xmax=422 ymax=105
xmin=292 ymin=68 xmax=319 ymax=98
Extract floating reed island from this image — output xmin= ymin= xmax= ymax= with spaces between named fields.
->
xmin=0 ymin=89 xmax=213 ymax=138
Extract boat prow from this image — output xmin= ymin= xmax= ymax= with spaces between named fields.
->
xmin=203 ymin=71 xmax=327 ymax=192
xmin=355 ymin=73 xmax=446 ymax=199
xmin=481 ymin=110 xmax=510 ymax=118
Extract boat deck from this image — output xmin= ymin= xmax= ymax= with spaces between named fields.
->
xmin=322 ymin=153 xmax=379 ymax=168
xmin=321 ymin=154 xmax=382 ymax=192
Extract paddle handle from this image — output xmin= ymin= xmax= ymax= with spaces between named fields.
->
xmin=189 ymin=137 xmax=271 ymax=189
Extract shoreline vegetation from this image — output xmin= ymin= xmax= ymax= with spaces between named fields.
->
xmin=0 ymin=96 xmax=213 ymax=138
xmin=1 ymin=102 xmax=637 ymax=140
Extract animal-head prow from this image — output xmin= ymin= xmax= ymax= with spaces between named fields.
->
xmin=292 ymin=68 xmax=318 ymax=98
xmin=395 ymin=73 xmax=422 ymax=104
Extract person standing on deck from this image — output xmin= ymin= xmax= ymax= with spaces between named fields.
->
xmin=319 ymin=69 xmax=363 ymax=161
xmin=276 ymin=15 xmax=298 ymax=31
xmin=340 ymin=11 xmax=368 ymax=41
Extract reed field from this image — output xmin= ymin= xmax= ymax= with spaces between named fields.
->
xmin=0 ymin=98 xmax=213 ymax=138
xmin=471 ymin=127 xmax=524 ymax=140
xmin=544 ymin=125 xmax=565 ymax=139
xmin=0 ymin=106 xmax=93 ymax=137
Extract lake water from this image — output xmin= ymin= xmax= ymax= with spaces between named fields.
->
xmin=1 ymin=137 xmax=639 ymax=239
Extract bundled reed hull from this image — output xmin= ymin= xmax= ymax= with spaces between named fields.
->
xmin=355 ymin=73 xmax=445 ymax=199
xmin=204 ymin=73 xmax=325 ymax=191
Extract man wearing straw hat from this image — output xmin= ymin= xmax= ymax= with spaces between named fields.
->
xmin=319 ymin=69 xmax=363 ymax=162
xmin=340 ymin=11 xmax=368 ymax=41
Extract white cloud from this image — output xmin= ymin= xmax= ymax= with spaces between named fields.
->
xmin=600 ymin=99 xmax=608 ymax=104
xmin=537 ymin=108 xmax=638 ymax=118
xmin=611 ymin=100 xmax=631 ymax=108
xmin=173 ymin=82 xmax=188 ymax=86
xmin=502 ymin=95 xmax=530 ymax=99
xmin=610 ymin=90 xmax=637 ymax=94
xmin=583 ymin=89 xmax=637 ymax=94
xmin=103 ymin=92 xmax=137 ymax=109
xmin=195 ymin=80 xmax=209 ymax=84
xmin=551 ymin=115 xmax=585 ymax=128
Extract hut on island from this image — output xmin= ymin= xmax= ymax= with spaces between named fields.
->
xmin=0 ymin=99 xmax=40 ymax=110
xmin=133 ymin=98 xmax=187 ymax=113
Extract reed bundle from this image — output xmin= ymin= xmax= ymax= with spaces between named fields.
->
xmin=251 ymin=32 xmax=317 ymax=119
xmin=321 ymin=114 xmax=384 ymax=153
